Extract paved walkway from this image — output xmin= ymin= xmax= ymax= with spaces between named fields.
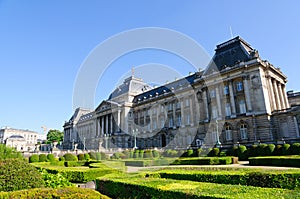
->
xmin=126 ymin=161 xmax=299 ymax=173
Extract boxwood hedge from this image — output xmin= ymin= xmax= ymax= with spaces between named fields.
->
xmin=96 ymin=173 xmax=300 ymax=199
xmin=0 ymin=187 xmax=110 ymax=199
xmin=249 ymin=156 xmax=300 ymax=167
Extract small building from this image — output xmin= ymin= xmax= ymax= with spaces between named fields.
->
xmin=287 ymin=90 xmax=300 ymax=107
xmin=0 ymin=127 xmax=38 ymax=152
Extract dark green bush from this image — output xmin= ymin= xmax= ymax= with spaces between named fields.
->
xmin=249 ymin=156 xmax=300 ymax=167
xmin=291 ymin=143 xmax=300 ymax=155
xmin=248 ymin=145 xmax=258 ymax=157
xmin=47 ymin=154 xmax=55 ymax=162
xmin=39 ymin=154 xmax=47 ymax=162
xmin=84 ymin=153 xmax=90 ymax=160
xmin=163 ymin=149 xmax=178 ymax=157
xmin=257 ymin=144 xmax=267 ymax=156
xmin=186 ymin=149 xmax=194 ymax=157
xmin=0 ymin=187 xmax=108 ymax=199
xmin=64 ymin=153 xmax=78 ymax=161
xmin=59 ymin=156 xmax=65 ymax=161
xmin=152 ymin=150 xmax=160 ymax=158
xmin=29 ymin=154 xmax=39 ymax=163
xmin=208 ymin=148 xmax=220 ymax=157
xmin=171 ymin=157 xmax=232 ymax=165
xmin=133 ymin=150 xmax=139 ymax=158
xmin=0 ymin=158 xmax=44 ymax=191
xmin=139 ymin=150 xmax=144 ymax=158
xmin=144 ymin=150 xmax=153 ymax=159
xmin=274 ymin=145 xmax=282 ymax=156
xmin=77 ymin=154 xmax=85 ymax=161
xmin=282 ymin=144 xmax=291 ymax=155
xmin=0 ymin=144 xmax=23 ymax=160
xmin=266 ymin=144 xmax=275 ymax=156
xmin=96 ymin=152 xmax=102 ymax=160
xmin=237 ymin=145 xmax=248 ymax=160
xmin=64 ymin=161 xmax=86 ymax=167
xmin=89 ymin=152 xmax=97 ymax=160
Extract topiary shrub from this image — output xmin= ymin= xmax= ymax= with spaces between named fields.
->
xmin=39 ymin=154 xmax=47 ymax=162
xmin=29 ymin=154 xmax=39 ymax=163
xmin=282 ymin=144 xmax=291 ymax=155
xmin=139 ymin=150 xmax=144 ymax=159
xmin=274 ymin=145 xmax=282 ymax=156
xmin=89 ymin=152 xmax=97 ymax=160
xmin=266 ymin=144 xmax=275 ymax=156
xmin=291 ymin=143 xmax=300 ymax=155
xmin=257 ymin=144 xmax=268 ymax=156
xmin=248 ymin=145 xmax=258 ymax=157
xmin=163 ymin=149 xmax=178 ymax=157
xmin=152 ymin=150 xmax=160 ymax=158
xmin=96 ymin=152 xmax=102 ymax=160
xmin=237 ymin=145 xmax=248 ymax=160
xmin=47 ymin=154 xmax=55 ymax=162
xmin=122 ymin=150 xmax=131 ymax=159
xmin=84 ymin=153 xmax=90 ymax=161
xmin=0 ymin=158 xmax=45 ymax=191
xmin=77 ymin=154 xmax=85 ymax=161
xmin=111 ymin=152 xmax=125 ymax=159
xmin=59 ymin=156 xmax=65 ymax=161
xmin=208 ymin=148 xmax=220 ymax=157
xmin=186 ymin=149 xmax=194 ymax=157
xmin=63 ymin=153 xmax=78 ymax=161
xmin=133 ymin=150 xmax=139 ymax=159
xmin=144 ymin=150 xmax=153 ymax=159
xmin=0 ymin=144 xmax=23 ymax=160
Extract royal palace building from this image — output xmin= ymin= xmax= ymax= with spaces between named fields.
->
xmin=63 ymin=36 xmax=300 ymax=151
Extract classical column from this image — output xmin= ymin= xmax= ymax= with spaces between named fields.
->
xmin=282 ymin=85 xmax=290 ymax=109
xmin=277 ymin=83 xmax=285 ymax=110
xmin=203 ymin=89 xmax=209 ymax=120
xmin=189 ymin=97 xmax=194 ymax=126
xmin=229 ymin=81 xmax=237 ymax=117
xmin=268 ymin=77 xmax=277 ymax=111
xmin=101 ymin=116 xmax=104 ymax=136
xmin=273 ymin=80 xmax=281 ymax=110
xmin=117 ymin=109 xmax=121 ymax=131
xmin=105 ymin=115 xmax=109 ymax=134
xmin=180 ymin=99 xmax=185 ymax=127
xmin=243 ymin=76 xmax=252 ymax=112
xmin=110 ymin=114 xmax=113 ymax=134
xmin=215 ymin=86 xmax=222 ymax=118
xmin=156 ymin=106 xmax=159 ymax=129
xmin=294 ymin=117 xmax=300 ymax=137
xmin=97 ymin=119 xmax=101 ymax=137
xmin=172 ymin=102 xmax=176 ymax=128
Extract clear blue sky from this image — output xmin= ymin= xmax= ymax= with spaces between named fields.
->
xmin=0 ymin=0 xmax=299 ymax=134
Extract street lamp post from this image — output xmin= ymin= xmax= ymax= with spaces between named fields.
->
xmin=216 ymin=119 xmax=221 ymax=147
xmin=132 ymin=129 xmax=138 ymax=149
xmin=104 ymin=134 xmax=109 ymax=150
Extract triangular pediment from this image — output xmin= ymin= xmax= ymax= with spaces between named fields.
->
xmin=95 ymin=100 xmax=112 ymax=112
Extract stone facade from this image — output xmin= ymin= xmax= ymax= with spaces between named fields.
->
xmin=287 ymin=90 xmax=300 ymax=107
xmin=0 ymin=127 xmax=38 ymax=151
xmin=63 ymin=36 xmax=300 ymax=150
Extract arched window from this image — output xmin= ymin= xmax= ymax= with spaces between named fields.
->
xmin=240 ymin=123 xmax=248 ymax=140
xmin=225 ymin=125 xmax=232 ymax=141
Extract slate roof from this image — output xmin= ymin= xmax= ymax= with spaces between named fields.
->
xmin=132 ymin=72 xmax=200 ymax=104
xmin=206 ymin=36 xmax=259 ymax=72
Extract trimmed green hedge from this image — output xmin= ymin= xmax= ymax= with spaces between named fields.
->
xmin=125 ymin=159 xmax=171 ymax=167
xmin=32 ymin=163 xmax=118 ymax=183
xmin=144 ymin=169 xmax=300 ymax=189
xmin=0 ymin=187 xmax=110 ymax=199
xmin=64 ymin=161 xmax=86 ymax=167
xmin=171 ymin=157 xmax=232 ymax=165
xmin=249 ymin=156 xmax=300 ymax=167
xmin=96 ymin=173 xmax=300 ymax=199
xmin=89 ymin=161 xmax=126 ymax=172
xmin=0 ymin=159 xmax=44 ymax=191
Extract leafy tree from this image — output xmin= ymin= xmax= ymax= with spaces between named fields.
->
xmin=0 ymin=144 xmax=23 ymax=160
xmin=46 ymin=129 xmax=64 ymax=143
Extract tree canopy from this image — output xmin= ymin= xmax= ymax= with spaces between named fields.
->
xmin=46 ymin=129 xmax=64 ymax=143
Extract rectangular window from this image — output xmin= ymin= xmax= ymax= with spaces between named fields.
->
xmin=168 ymin=103 xmax=173 ymax=111
xmin=160 ymin=118 xmax=165 ymax=128
xmin=176 ymin=102 xmax=181 ymax=109
xmin=211 ymin=131 xmax=217 ymax=143
xmin=210 ymin=90 xmax=216 ymax=98
xmin=237 ymin=82 xmax=243 ymax=91
xmin=169 ymin=116 xmax=174 ymax=127
xmin=226 ymin=130 xmax=232 ymax=141
xmin=177 ymin=115 xmax=181 ymax=126
xmin=225 ymin=103 xmax=231 ymax=116
xmin=212 ymin=106 xmax=218 ymax=119
xmin=224 ymin=85 xmax=229 ymax=95
xmin=153 ymin=120 xmax=157 ymax=129
xmin=239 ymin=100 xmax=246 ymax=114
xmin=186 ymin=113 xmax=190 ymax=125
xmin=185 ymin=98 xmax=190 ymax=107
